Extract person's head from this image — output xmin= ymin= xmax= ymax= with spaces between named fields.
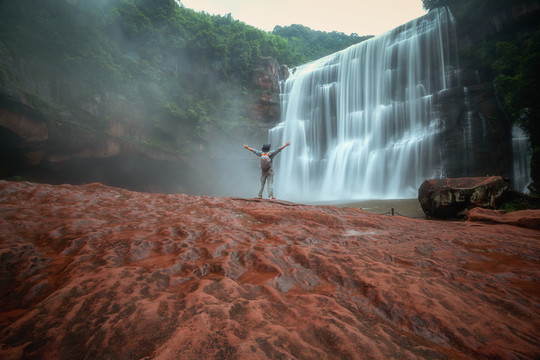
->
xmin=262 ymin=144 xmax=271 ymax=152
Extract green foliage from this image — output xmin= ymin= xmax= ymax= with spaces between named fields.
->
xmin=493 ymin=35 xmax=540 ymax=132
xmin=0 ymin=0 xmax=374 ymax=155
xmin=493 ymin=34 xmax=540 ymax=185
xmin=422 ymin=0 xmax=450 ymax=10
xmin=272 ymin=24 xmax=372 ymax=65
xmin=20 ymin=89 xmax=58 ymax=120
xmin=422 ymin=0 xmax=513 ymax=12
xmin=0 ymin=65 xmax=15 ymax=85
xmin=498 ymin=190 xmax=540 ymax=212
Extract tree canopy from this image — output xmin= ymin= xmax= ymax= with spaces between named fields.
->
xmin=0 ymin=0 xmax=371 ymax=154
xmin=272 ymin=24 xmax=373 ymax=65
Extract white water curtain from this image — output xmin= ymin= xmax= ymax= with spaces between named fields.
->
xmin=270 ymin=7 xmax=459 ymax=202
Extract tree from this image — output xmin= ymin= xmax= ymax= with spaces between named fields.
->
xmin=422 ymin=0 xmax=450 ymax=10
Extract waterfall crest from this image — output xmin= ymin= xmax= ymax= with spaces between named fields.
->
xmin=270 ymin=8 xmax=460 ymax=202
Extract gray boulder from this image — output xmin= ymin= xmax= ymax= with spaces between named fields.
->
xmin=418 ymin=176 xmax=510 ymax=218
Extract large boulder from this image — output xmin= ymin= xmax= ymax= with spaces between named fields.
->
xmin=418 ymin=176 xmax=510 ymax=218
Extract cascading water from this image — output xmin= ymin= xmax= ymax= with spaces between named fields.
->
xmin=511 ymin=125 xmax=532 ymax=193
xmin=270 ymin=7 xmax=460 ymax=202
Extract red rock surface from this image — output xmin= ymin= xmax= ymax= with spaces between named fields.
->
xmin=466 ymin=207 xmax=540 ymax=230
xmin=1 ymin=181 xmax=539 ymax=359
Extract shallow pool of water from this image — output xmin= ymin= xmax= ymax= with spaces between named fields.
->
xmin=312 ymin=198 xmax=425 ymax=219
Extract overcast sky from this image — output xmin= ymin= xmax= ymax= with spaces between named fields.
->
xmin=179 ymin=0 xmax=427 ymax=36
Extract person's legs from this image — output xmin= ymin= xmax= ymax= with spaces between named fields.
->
xmin=258 ymin=171 xmax=267 ymax=198
xmin=267 ymin=170 xmax=274 ymax=198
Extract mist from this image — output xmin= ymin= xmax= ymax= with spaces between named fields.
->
xmin=191 ymin=148 xmax=268 ymax=198
xmin=0 ymin=0 xmax=283 ymax=197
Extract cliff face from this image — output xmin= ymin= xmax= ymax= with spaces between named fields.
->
xmin=0 ymin=89 xmax=198 ymax=193
xmin=251 ymin=56 xmax=281 ymax=123
xmin=416 ymin=0 xmax=540 ymax=184
xmin=450 ymin=0 xmax=540 ymax=47
xmin=0 ymin=54 xmax=279 ymax=196
xmin=0 ymin=180 xmax=539 ymax=359
xmin=448 ymin=0 xmax=540 ymax=188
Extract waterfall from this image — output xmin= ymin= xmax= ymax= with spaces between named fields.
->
xmin=270 ymin=7 xmax=459 ymax=202
xmin=511 ymin=125 xmax=532 ymax=193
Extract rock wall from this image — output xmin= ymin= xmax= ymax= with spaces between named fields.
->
xmin=251 ymin=56 xmax=282 ymax=123
xmin=434 ymin=85 xmax=512 ymax=179
xmin=0 ymin=90 xmax=200 ymax=193
xmin=0 ymin=53 xmax=282 ymax=196
xmin=448 ymin=0 xmax=540 ymax=189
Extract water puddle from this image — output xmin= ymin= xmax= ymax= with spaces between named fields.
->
xmin=314 ymin=198 xmax=425 ymax=219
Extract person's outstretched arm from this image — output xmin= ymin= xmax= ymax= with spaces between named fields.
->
xmin=270 ymin=142 xmax=291 ymax=158
xmin=278 ymin=142 xmax=291 ymax=151
xmin=243 ymin=144 xmax=261 ymax=156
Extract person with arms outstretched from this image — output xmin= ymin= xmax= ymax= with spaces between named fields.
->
xmin=243 ymin=142 xmax=291 ymax=199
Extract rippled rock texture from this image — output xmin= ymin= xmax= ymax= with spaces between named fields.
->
xmin=1 ymin=181 xmax=539 ymax=359
xmin=466 ymin=207 xmax=540 ymax=230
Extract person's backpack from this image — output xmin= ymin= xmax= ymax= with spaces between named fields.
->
xmin=260 ymin=153 xmax=272 ymax=171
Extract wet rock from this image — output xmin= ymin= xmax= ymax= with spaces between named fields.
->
xmin=279 ymin=64 xmax=290 ymax=82
xmin=418 ymin=176 xmax=509 ymax=218
xmin=466 ymin=207 xmax=540 ymax=229
xmin=0 ymin=180 xmax=539 ymax=359
xmin=0 ymin=108 xmax=48 ymax=142
xmin=251 ymin=56 xmax=281 ymax=122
